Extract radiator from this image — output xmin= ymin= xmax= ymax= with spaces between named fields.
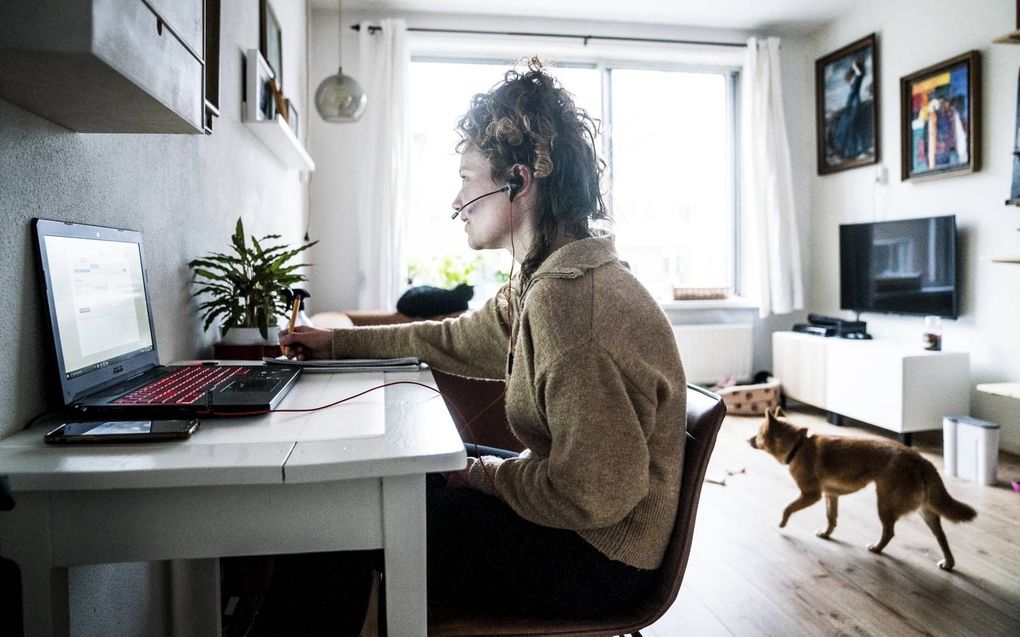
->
xmin=672 ymin=323 xmax=753 ymax=383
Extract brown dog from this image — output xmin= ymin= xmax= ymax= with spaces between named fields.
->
xmin=748 ymin=407 xmax=976 ymax=570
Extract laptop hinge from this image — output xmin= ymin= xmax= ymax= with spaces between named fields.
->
xmin=72 ymin=364 xmax=164 ymax=404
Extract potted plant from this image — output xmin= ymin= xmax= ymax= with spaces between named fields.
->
xmin=188 ymin=217 xmax=317 ymax=344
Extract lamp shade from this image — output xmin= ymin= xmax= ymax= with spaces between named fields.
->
xmin=315 ymin=67 xmax=367 ymax=123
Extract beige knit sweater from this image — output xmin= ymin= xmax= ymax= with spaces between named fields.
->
xmin=330 ymin=234 xmax=686 ymax=569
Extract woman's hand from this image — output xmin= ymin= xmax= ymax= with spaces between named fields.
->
xmin=443 ymin=457 xmax=477 ymax=488
xmin=278 ymin=326 xmax=332 ymax=360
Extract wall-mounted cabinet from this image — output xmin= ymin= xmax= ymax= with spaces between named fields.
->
xmin=0 ymin=0 xmax=218 ymax=134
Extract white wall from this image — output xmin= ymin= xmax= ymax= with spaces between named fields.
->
xmin=0 ymin=1 xmax=310 ymax=633
xmin=808 ymin=0 xmax=1020 ymax=453
xmin=307 ymin=8 xmax=367 ymax=313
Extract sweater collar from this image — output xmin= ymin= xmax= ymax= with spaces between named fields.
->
xmin=531 ymin=232 xmax=618 ymax=278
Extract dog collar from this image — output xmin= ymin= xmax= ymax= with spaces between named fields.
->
xmin=784 ymin=431 xmax=807 ymax=465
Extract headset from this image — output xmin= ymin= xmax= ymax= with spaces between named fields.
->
xmin=506 ymin=168 xmax=523 ymax=202
xmin=445 ymin=166 xmax=525 ymax=376
xmin=449 ymin=169 xmax=524 ymax=219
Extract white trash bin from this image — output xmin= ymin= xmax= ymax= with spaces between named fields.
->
xmin=942 ymin=416 xmax=1000 ymax=485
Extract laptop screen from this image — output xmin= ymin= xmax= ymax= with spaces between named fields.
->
xmin=35 ymin=219 xmax=162 ymax=405
xmin=43 ymin=235 xmax=154 ymax=379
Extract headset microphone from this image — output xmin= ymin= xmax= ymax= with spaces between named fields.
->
xmin=450 ymin=185 xmax=513 ymax=220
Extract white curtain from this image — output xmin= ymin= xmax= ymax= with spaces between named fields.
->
xmin=740 ymin=37 xmax=804 ymax=318
xmin=353 ymin=19 xmax=410 ymax=310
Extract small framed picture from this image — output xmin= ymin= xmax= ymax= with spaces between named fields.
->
xmin=285 ymin=99 xmax=299 ymax=137
xmin=815 ymin=34 xmax=880 ymax=175
xmin=260 ymin=78 xmax=275 ymax=121
xmin=260 ymin=0 xmax=283 ymax=87
xmin=900 ymin=50 xmax=981 ymax=181
xmin=244 ymin=49 xmax=276 ymax=122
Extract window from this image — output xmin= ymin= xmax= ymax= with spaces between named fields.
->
xmin=406 ymin=57 xmax=738 ymax=303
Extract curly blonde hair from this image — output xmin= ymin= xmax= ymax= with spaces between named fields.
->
xmin=456 ymin=57 xmax=609 ymax=281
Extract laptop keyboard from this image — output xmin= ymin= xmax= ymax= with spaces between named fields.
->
xmin=113 ymin=366 xmax=251 ymax=406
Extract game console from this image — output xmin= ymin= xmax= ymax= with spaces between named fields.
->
xmin=792 ymin=323 xmax=836 ymax=336
xmin=795 ymin=314 xmax=872 ymax=339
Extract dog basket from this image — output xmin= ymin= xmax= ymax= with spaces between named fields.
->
xmin=716 ymin=377 xmax=782 ymax=416
xmin=672 ymin=286 xmax=731 ymax=301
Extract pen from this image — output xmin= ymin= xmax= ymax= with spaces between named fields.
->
xmin=283 ymin=296 xmax=301 ymax=358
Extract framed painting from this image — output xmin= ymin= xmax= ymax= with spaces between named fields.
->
xmin=816 ymin=34 xmax=880 ymax=175
xmin=900 ymin=51 xmax=981 ymax=181
xmin=260 ymin=0 xmax=283 ymax=87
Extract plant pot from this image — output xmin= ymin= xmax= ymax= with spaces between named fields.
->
xmin=219 ymin=326 xmax=280 ymax=346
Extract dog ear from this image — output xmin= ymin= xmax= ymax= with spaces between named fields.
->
xmin=766 ymin=408 xmax=779 ymax=427
xmin=774 ymin=406 xmax=786 ymax=418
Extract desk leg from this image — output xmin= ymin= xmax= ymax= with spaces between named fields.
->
xmin=169 ymin=559 xmax=221 ymax=637
xmin=381 ymin=474 xmax=427 ymax=637
xmin=0 ymin=492 xmax=69 ymax=637
xmin=19 ymin=566 xmax=68 ymax=637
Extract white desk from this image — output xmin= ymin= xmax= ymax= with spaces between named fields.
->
xmin=0 ymin=370 xmax=466 ymax=637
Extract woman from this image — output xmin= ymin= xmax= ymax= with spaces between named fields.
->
xmin=281 ymin=58 xmax=686 ymax=618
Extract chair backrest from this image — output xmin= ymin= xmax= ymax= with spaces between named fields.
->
xmin=431 ymin=369 xmax=523 ymax=453
xmin=625 ymin=384 xmax=728 ymax=629
xmin=428 ymin=384 xmax=727 ymax=637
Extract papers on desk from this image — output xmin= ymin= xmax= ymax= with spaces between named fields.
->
xmin=263 ymin=356 xmax=423 ymax=373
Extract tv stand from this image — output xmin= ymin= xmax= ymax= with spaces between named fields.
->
xmin=773 ymin=332 xmax=969 ymax=444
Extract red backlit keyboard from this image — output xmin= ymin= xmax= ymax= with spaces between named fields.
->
xmin=112 ymin=366 xmax=250 ymax=406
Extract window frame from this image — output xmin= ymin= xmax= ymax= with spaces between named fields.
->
xmin=407 ymin=46 xmax=743 ymax=296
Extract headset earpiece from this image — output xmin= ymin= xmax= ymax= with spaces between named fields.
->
xmin=506 ymin=168 xmax=524 ymax=202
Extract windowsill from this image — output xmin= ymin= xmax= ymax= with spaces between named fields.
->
xmin=659 ymin=296 xmax=758 ymax=311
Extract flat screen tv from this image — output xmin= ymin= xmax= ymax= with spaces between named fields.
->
xmin=839 ymin=215 xmax=959 ymax=318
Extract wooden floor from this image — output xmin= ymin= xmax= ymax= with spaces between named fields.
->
xmin=643 ymin=406 xmax=1020 ymax=637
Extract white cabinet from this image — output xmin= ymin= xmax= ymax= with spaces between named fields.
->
xmin=773 ymin=332 xmax=969 ymax=438
xmin=0 ymin=0 xmax=208 ymax=133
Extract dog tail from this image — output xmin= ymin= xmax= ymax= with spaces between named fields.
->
xmin=921 ymin=460 xmax=976 ymax=522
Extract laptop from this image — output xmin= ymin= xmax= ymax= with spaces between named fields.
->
xmin=34 ymin=218 xmax=301 ymax=416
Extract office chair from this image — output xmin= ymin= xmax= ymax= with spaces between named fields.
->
xmin=428 ymin=383 xmax=727 ymax=637
xmin=430 ymin=369 xmax=524 ymax=453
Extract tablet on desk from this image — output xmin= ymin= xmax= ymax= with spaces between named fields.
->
xmin=44 ymin=419 xmax=200 ymax=444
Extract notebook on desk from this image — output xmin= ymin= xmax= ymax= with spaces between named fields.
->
xmin=33 ymin=219 xmax=301 ymax=416
xmin=263 ymin=356 xmax=423 ymax=373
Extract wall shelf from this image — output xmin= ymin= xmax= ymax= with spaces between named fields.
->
xmin=990 ymin=256 xmax=1020 ymax=264
xmin=245 ymin=115 xmax=315 ymax=172
xmin=993 ymin=29 xmax=1020 ymax=44
xmin=242 ymin=48 xmax=314 ymax=172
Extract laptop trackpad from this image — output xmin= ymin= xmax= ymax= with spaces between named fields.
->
xmin=221 ymin=378 xmax=279 ymax=393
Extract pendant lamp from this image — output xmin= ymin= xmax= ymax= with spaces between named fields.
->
xmin=314 ymin=0 xmax=366 ymax=122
